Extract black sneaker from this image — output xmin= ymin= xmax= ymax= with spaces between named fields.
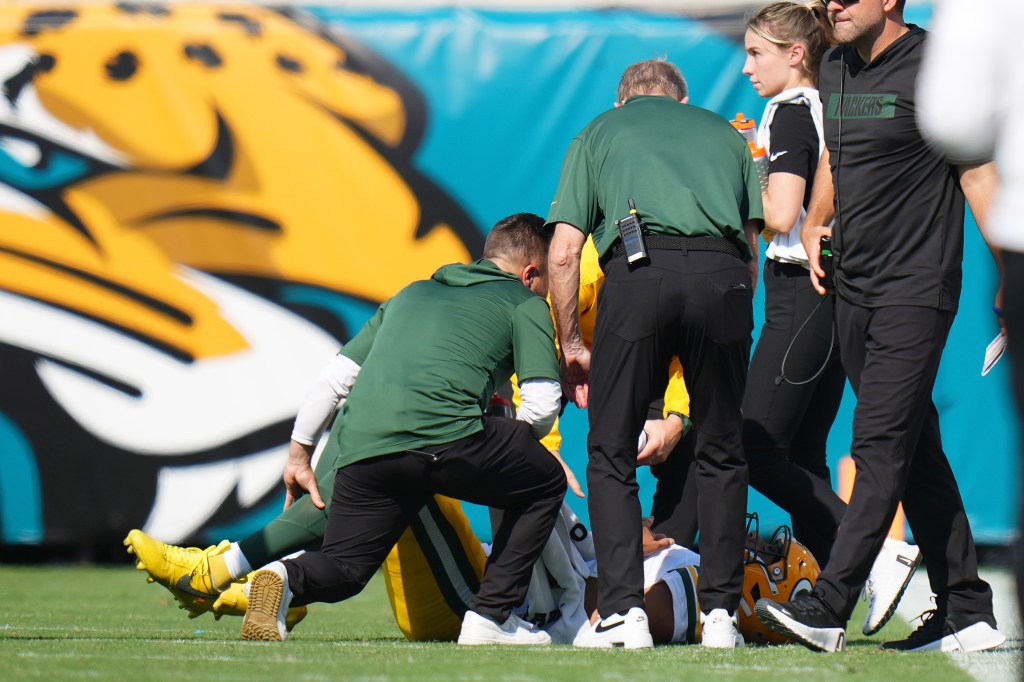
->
xmin=880 ymin=609 xmax=1005 ymax=652
xmin=755 ymin=594 xmax=846 ymax=652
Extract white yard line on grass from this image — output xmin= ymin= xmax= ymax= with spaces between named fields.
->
xmin=895 ymin=567 xmax=1022 ymax=682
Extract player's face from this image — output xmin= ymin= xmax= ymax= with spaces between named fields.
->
xmin=742 ymin=30 xmax=795 ymax=99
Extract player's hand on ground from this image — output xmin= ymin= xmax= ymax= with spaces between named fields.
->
xmin=550 ymin=449 xmax=584 ymax=498
xmin=283 ymin=440 xmax=325 ymax=510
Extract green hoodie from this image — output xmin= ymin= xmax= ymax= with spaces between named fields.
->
xmin=327 ymin=259 xmax=559 ymax=469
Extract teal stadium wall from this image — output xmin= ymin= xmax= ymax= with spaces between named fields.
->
xmin=0 ymin=3 xmax=1016 ymax=549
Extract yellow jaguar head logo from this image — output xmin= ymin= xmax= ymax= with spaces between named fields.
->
xmin=0 ymin=3 xmax=479 ymax=543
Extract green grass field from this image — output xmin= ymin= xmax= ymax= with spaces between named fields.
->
xmin=0 ymin=565 xmax=987 ymax=681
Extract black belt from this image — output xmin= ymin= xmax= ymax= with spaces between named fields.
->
xmin=603 ymin=233 xmax=744 ymax=267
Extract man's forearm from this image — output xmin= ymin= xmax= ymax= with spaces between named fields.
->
xmin=517 ymin=378 xmax=562 ymax=439
xmin=960 ymin=162 xmax=998 ymax=236
xmin=549 ymin=223 xmax=586 ymax=354
xmin=291 ymin=353 xmax=361 ymax=445
xmin=744 ymin=220 xmax=761 ymax=262
xmin=805 ymin=148 xmax=836 ymax=230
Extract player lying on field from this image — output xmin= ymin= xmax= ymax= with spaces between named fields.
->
xmin=128 ymin=494 xmax=818 ymax=647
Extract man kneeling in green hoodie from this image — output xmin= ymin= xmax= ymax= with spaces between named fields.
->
xmin=238 ymin=212 xmax=567 ymax=645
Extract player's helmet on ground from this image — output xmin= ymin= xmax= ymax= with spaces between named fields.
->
xmin=737 ymin=513 xmax=821 ymax=645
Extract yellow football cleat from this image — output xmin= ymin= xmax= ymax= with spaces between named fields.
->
xmin=213 ymin=580 xmax=308 ymax=632
xmin=123 ymin=529 xmax=230 ymax=616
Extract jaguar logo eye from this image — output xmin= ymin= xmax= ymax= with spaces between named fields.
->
xmin=105 ymin=50 xmax=139 ymax=80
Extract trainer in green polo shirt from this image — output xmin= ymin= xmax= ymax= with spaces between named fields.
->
xmin=548 ymin=95 xmax=763 ymax=260
xmin=329 ymin=258 xmax=559 ymax=470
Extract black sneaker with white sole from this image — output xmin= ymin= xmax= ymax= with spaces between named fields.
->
xmin=755 ymin=593 xmax=846 ymax=653
xmin=880 ymin=609 xmax=1005 ymax=653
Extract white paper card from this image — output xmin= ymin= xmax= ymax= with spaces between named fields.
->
xmin=982 ymin=330 xmax=1007 ymax=377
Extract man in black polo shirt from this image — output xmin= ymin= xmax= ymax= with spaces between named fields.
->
xmin=755 ymin=0 xmax=1005 ymax=654
xmin=547 ymin=59 xmax=762 ymax=649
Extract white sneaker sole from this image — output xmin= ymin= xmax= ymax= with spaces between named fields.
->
xmin=755 ymin=601 xmax=845 ymax=653
xmin=701 ymin=634 xmax=745 ymax=648
xmin=573 ymin=637 xmax=654 ymax=649
xmin=573 ymin=626 xmax=654 ymax=649
xmin=457 ymin=630 xmax=552 ymax=646
xmin=863 ymin=546 xmax=923 ymax=635
xmin=894 ymin=622 xmax=1007 ymax=653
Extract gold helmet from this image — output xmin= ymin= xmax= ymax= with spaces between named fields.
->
xmin=737 ymin=513 xmax=821 ymax=645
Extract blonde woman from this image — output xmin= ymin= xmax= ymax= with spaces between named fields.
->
xmin=740 ymin=0 xmax=844 ymax=570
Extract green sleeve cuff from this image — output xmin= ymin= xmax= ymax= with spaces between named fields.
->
xmin=667 ymin=412 xmax=692 ymax=436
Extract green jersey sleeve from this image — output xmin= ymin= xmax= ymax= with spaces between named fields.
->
xmin=547 ymin=136 xmax=600 ymax=235
xmin=740 ymin=144 xmax=765 ymax=224
xmin=340 ymin=301 xmax=386 ymax=366
xmin=511 ymin=296 xmax=560 ymax=383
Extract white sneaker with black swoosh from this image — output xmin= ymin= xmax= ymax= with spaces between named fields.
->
xmin=573 ymin=607 xmax=654 ymax=649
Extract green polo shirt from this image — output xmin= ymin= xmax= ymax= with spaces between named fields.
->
xmin=327 ymin=259 xmax=559 ymax=469
xmin=546 ymin=96 xmax=763 ymax=260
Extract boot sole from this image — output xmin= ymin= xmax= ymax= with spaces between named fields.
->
xmin=241 ymin=571 xmax=285 ymax=641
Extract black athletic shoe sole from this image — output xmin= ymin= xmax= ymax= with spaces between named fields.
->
xmin=755 ymin=600 xmax=846 ymax=653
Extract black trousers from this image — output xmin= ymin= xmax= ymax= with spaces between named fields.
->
xmin=588 ymin=248 xmax=751 ymax=617
xmin=743 ymin=260 xmax=848 ymax=565
xmin=813 ymin=300 xmax=994 ymax=624
xmin=650 ymin=425 xmax=698 ymax=549
xmin=282 ymin=417 xmax=566 ymax=622
xmin=1001 ymin=251 xmax=1024 ymax=622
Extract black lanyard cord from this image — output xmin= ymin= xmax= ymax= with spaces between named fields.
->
xmin=774 ymin=294 xmax=836 ymax=386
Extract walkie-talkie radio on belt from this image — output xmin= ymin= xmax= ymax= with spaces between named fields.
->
xmin=819 ymin=235 xmax=835 ymax=292
xmin=615 ymin=198 xmax=648 ymax=264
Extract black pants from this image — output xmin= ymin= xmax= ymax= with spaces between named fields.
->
xmin=813 ymin=300 xmax=994 ymax=624
xmin=1001 ymin=251 xmax=1024 ymax=622
xmin=282 ymin=417 xmax=566 ymax=622
xmin=743 ymin=260 xmax=847 ymax=565
xmin=650 ymin=425 xmax=698 ymax=549
xmin=588 ymin=248 xmax=751 ymax=617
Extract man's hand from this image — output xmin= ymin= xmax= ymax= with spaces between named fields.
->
xmin=550 ymin=449 xmax=585 ymax=498
xmin=642 ymin=517 xmax=674 ymax=556
xmin=636 ymin=414 xmax=687 ymax=466
xmin=560 ymin=346 xmax=591 ymax=408
xmin=800 ymin=223 xmax=832 ymax=295
xmin=283 ymin=440 xmax=325 ymax=511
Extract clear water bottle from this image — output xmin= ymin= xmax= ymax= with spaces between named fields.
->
xmin=730 ymin=113 xmax=758 ymax=145
xmin=732 ymin=114 xmax=775 ymax=241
